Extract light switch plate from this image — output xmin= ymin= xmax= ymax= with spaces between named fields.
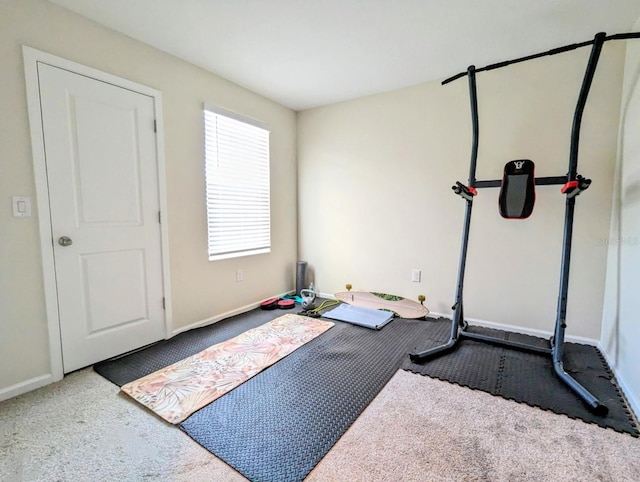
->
xmin=12 ymin=196 xmax=32 ymax=217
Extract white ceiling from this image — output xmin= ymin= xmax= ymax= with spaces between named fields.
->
xmin=49 ymin=0 xmax=640 ymax=111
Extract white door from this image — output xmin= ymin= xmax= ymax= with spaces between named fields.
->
xmin=37 ymin=63 xmax=166 ymax=373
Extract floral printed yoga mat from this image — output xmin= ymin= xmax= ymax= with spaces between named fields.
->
xmin=121 ymin=313 xmax=334 ymax=424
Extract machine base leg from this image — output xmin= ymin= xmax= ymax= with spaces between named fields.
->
xmin=553 ymin=360 xmax=608 ymax=416
xmin=409 ymin=337 xmax=458 ymax=363
xmin=409 ymin=325 xmax=609 ymax=416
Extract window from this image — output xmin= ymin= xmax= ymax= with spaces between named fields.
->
xmin=204 ymin=105 xmax=271 ymax=260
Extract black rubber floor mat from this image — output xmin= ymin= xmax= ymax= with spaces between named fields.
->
xmin=94 ymin=308 xmax=280 ymax=386
xmin=180 ymin=317 xmax=431 ymax=482
xmin=403 ymin=318 xmax=639 ymax=437
xmin=94 ymin=307 xmax=433 ymax=481
xmin=94 ymin=311 xmax=637 ymax=481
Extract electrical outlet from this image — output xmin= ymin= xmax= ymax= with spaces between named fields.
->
xmin=411 ymin=269 xmax=421 ymax=282
xmin=236 ymin=269 xmax=243 ymax=282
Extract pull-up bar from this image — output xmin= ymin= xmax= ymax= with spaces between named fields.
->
xmin=409 ymin=31 xmax=630 ymax=415
xmin=442 ymin=31 xmax=640 ymax=85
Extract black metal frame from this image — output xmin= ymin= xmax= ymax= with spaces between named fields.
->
xmin=441 ymin=32 xmax=640 ymax=85
xmin=410 ymin=32 xmax=615 ymax=415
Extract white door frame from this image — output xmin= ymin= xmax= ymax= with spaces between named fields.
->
xmin=23 ymin=46 xmax=173 ymax=383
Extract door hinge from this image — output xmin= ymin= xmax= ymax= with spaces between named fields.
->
xmin=158 ymin=211 xmax=161 ymax=224
xmin=162 ymin=297 xmax=166 ymax=310
xmin=153 ymin=119 xmax=157 ymax=133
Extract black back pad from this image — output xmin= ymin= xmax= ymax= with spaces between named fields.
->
xmin=499 ymin=160 xmax=535 ymax=219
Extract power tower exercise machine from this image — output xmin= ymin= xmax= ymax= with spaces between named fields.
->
xmin=410 ymin=32 xmax=640 ymax=416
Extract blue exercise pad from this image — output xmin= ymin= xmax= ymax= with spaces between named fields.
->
xmin=322 ymin=303 xmax=394 ymax=330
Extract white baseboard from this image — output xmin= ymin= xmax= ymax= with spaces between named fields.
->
xmin=172 ymin=290 xmax=294 ymax=336
xmin=0 ymin=373 xmax=57 ymax=403
xmin=0 ymin=292 xmax=295 ymax=402
xmin=318 ymin=292 xmax=336 ymax=299
xmin=597 ymin=345 xmax=639 ymax=421
xmin=316 ymin=298 xmax=599 ymax=346
xmin=429 ymin=311 xmax=599 ymax=346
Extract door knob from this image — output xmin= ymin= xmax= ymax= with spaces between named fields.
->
xmin=58 ymin=236 xmax=73 ymax=247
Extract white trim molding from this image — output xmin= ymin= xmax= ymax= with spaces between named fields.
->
xmin=428 ymin=311 xmax=600 ymax=346
xmin=316 ymin=296 xmax=600 ymax=346
xmin=598 ymin=345 xmax=639 ymax=421
xmin=21 ymin=46 xmax=172 ymax=393
xmin=173 ymin=291 xmax=294 ymax=336
xmin=0 ymin=374 xmax=55 ymax=403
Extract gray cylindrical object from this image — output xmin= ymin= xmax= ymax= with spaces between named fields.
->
xmin=295 ymin=261 xmax=308 ymax=296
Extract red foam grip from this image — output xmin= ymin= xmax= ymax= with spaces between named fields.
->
xmin=561 ymin=181 xmax=578 ymax=194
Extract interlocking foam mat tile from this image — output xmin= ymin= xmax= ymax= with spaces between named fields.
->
xmin=403 ymin=318 xmax=639 ymax=438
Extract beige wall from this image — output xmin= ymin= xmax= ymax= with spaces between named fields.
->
xmin=601 ymin=17 xmax=640 ymax=416
xmin=0 ymin=0 xmax=297 ymax=391
xmin=298 ymin=42 xmax=625 ymax=340
xmin=0 ymin=0 xmax=633 ymax=403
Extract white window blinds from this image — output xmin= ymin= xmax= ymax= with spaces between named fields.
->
xmin=204 ymin=106 xmax=271 ymax=260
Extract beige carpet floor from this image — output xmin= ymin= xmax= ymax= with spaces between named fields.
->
xmin=1 ymin=368 xmax=639 ymax=481
xmin=308 ymin=370 xmax=640 ymax=481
